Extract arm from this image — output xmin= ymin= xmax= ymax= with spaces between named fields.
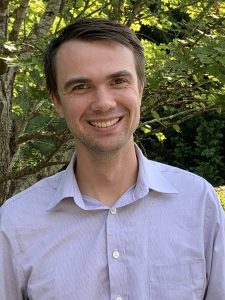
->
xmin=0 ymin=211 xmax=24 ymax=300
xmin=204 ymin=189 xmax=225 ymax=299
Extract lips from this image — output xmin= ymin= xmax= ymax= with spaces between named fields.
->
xmin=90 ymin=118 xmax=120 ymax=128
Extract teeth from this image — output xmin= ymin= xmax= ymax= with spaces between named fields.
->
xmin=90 ymin=118 xmax=119 ymax=128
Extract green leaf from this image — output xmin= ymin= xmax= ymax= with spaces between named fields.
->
xmin=141 ymin=126 xmax=151 ymax=134
xmin=155 ymin=132 xmax=167 ymax=142
xmin=173 ymin=124 xmax=181 ymax=133
xmin=151 ymin=110 xmax=160 ymax=120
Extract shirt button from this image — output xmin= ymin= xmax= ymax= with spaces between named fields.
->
xmin=112 ymin=250 xmax=120 ymax=259
xmin=110 ymin=208 xmax=117 ymax=215
xmin=116 ymin=296 xmax=123 ymax=300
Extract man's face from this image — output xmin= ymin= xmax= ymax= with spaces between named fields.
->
xmin=51 ymin=39 xmax=144 ymax=155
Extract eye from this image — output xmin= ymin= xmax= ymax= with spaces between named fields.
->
xmin=112 ymin=78 xmax=128 ymax=87
xmin=70 ymin=83 xmax=91 ymax=94
xmin=73 ymin=83 xmax=90 ymax=90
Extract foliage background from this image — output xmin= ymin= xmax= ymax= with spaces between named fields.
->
xmin=216 ymin=186 xmax=225 ymax=209
xmin=0 ymin=0 xmax=225 ymax=205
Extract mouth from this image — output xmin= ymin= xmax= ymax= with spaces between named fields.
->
xmin=89 ymin=118 xmax=120 ymax=128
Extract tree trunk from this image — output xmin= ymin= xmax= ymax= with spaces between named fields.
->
xmin=0 ymin=69 xmax=15 ymax=204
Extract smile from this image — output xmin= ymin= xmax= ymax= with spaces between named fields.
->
xmin=90 ymin=118 xmax=120 ymax=128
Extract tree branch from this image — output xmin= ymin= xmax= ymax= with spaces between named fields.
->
xmin=0 ymin=0 xmax=9 ymax=38
xmin=17 ymin=129 xmax=71 ymax=144
xmin=190 ymin=16 xmax=225 ymax=47
xmin=9 ymin=0 xmax=30 ymax=41
xmin=175 ymin=0 xmax=203 ymax=10
xmin=75 ymin=0 xmax=90 ymax=20
xmin=54 ymin=0 xmax=66 ymax=33
xmin=77 ymin=1 xmax=110 ymax=20
xmin=139 ymin=106 xmax=218 ymax=139
xmin=28 ymin=0 xmax=62 ymax=42
xmin=0 ymin=132 xmax=70 ymax=184
xmin=142 ymin=104 xmax=218 ymax=127
xmin=193 ymin=0 xmax=217 ymax=26
xmin=125 ymin=0 xmax=145 ymax=27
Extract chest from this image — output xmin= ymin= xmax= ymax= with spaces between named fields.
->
xmin=18 ymin=199 xmax=206 ymax=300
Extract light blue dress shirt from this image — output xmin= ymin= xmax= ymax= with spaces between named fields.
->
xmin=0 ymin=146 xmax=225 ymax=300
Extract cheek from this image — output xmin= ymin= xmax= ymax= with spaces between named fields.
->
xmin=64 ymin=102 xmax=87 ymax=124
xmin=127 ymin=93 xmax=142 ymax=111
xmin=119 ymin=88 xmax=141 ymax=105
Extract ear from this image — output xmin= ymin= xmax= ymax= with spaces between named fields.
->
xmin=50 ymin=93 xmax=65 ymax=118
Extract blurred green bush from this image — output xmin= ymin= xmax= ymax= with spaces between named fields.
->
xmin=216 ymin=186 xmax=225 ymax=210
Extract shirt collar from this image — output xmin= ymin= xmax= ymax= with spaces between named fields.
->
xmin=135 ymin=145 xmax=178 ymax=194
xmin=47 ymin=153 xmax=83 ymax=211
xmin=47 ymin=145 xmax=177 ymax=211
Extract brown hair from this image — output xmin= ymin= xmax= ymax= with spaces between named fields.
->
xmin=44 ymin=18 xmax=145 ymax=99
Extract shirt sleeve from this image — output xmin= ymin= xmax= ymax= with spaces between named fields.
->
xmin=204 ymin=187 xmax=225 ymax=299
xmin=0 ymin=209 xmax=24 ymax=300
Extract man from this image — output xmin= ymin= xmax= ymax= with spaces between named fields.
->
xmin=0 ymin=18 xmax=225 ymax=300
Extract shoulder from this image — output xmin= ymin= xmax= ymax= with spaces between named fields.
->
xmin=147 ymin=159 xmax=220 ymax=208
xmin=152 ymin=159 xmax=210 ymax=188
xmin=0 ymin=171 xmax=64 ymax=229
xmin=147 ymin=159 xmax=225 ymax=231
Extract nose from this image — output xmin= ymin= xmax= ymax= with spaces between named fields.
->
xmin=90 ymin=87 xmax=116 ymax=112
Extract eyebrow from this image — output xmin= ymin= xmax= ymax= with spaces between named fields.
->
xmin=106 ymin=70 xmax=133 ymax=80
xmin=63 ymin=70 xmax=133 ymax=92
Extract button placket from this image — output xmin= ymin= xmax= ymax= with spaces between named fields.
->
xmin=107 ymin=207 xmax=127 ymax=300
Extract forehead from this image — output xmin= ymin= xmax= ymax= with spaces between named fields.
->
xmin=55 ymin=39 xmax=135 ymax=68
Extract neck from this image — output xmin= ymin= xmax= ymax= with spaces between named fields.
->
xmin=75 ymin=142 xmax=138 ymax=207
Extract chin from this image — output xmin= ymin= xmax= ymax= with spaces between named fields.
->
xmin=87 ymin=139 xmax=130 ymax=155
xmin=75 ymin=132 xmax=134 ymax=155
